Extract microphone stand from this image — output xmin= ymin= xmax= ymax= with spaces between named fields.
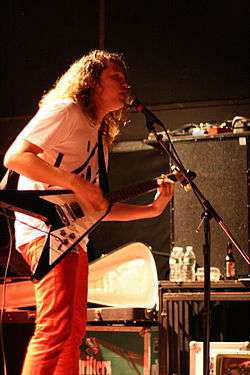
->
xmin=136 ymin=104 xmax=250 ymax=375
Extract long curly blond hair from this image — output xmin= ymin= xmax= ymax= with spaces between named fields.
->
xmin=39 ymin=50 xmax=129 ymax=147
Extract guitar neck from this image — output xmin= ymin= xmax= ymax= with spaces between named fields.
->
xmin=107 ymin=178 xmax=158 ymax=204
xmin=0 ymin=169 xmax=194 ymax=222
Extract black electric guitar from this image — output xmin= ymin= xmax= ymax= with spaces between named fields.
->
xmin=0 ymin=169 xmax=195 ymax=280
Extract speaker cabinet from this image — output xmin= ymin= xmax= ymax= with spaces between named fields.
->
xmin=171 ymin=133 xmax=250 ymax=277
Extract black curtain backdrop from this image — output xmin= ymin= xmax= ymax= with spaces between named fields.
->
xmin=1 ymin=1 xmax=249 ymax=117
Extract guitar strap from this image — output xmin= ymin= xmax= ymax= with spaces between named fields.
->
xmin=0 ymin=169 xmax=19 ymax=190
xmin=98 ymin=129 xmax=110 ymax=194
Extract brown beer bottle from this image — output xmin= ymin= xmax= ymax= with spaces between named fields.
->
xmin=225 ymin=242 xmax=236 ymax=279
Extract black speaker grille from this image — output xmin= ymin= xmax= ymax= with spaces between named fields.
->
xmin=172 ymin=135 xmax=250 ymax=277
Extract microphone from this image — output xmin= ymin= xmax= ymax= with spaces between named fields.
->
xmin=126 ymin=96 xmax=165 ymax=129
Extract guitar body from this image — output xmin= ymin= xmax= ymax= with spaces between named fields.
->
xmin=0 ymin=189 xmax=105 ymax=280
xmin=0 ymin=168 xmax=195 ymax=280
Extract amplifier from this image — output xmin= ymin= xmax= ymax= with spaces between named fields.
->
xmin=171 ymin=133 xmax=250 ymax=277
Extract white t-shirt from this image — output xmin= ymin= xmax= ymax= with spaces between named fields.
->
xmin=15 ymin=99 xmax=103 ymax=249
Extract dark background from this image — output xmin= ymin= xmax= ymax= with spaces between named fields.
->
xmin=0 ymin=5 xmax=249 ymax=375
xmin=1 ymin=1 xmax=249 ymax=118
xmin=0 ymin=1 xmax=250 ymax=277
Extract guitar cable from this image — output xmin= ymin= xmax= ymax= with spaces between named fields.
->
xmin=0 ymin=210 xmax=64 ymax=243
xmin=0 ymin=208 xmax=14 ymax=375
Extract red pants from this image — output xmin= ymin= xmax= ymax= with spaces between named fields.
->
xmin=20 ymin=237 xmax=88 ymax=375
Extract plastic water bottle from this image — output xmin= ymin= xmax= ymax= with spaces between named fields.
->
xmin=169 ymin=246 xmax=184 ymax=282
xmin=175 ymin=247 xmax=184 ymax=282
xmin=182 ymin=245 xmax=196 ymax=282
xmin=169 ymin=247 xmax=177 ymax=282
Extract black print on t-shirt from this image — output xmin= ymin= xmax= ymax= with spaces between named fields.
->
xmin=71 ymin=142 xmax=98 ymax=184
xmin=71 ymin=143 xmax=98 ymax=176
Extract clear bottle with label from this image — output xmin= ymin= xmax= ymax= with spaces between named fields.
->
xmin=169 ymin=246 xmax=184 ymax=282
xmin=182 ymin=245 xmax=196 ymax=282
